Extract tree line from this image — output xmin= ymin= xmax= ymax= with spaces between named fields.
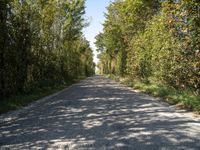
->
xmin=96 ymin=0 xmax=200 ymax=94
xmin=0 ymin=0 xmax=95 ymax=98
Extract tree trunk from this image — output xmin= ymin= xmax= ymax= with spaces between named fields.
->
xmin=0 ymin=0 xmax=7 ymax=98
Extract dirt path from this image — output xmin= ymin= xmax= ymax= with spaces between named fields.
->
xmin=0 ymin=76 xmax=200 ymax=150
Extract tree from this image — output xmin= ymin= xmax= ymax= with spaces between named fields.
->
xmin=0 ymin=0 xmax=94 ymax=99
xmin=96 ymin=0 xmax=200 ymax=94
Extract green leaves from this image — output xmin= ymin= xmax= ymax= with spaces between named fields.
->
xmin=0 ymin=0 xmax=94 ymax=98
xmin=97 ymin=0 xmax=200 ymax=94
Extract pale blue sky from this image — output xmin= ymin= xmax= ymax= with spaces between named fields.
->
xmin=83 ymin=0 xmax=112 ymax=64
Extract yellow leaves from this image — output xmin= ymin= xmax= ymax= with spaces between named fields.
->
xmin=175 ymin=3 xmax=181 ymax=10
xmin=180 ymin=11 xmax=187 ymax=17
xmin=97 ymin=0 xmax=200 ymax=92
xmin=181 ymin=27 xmax=188 ymax=33
xmin=167 ymin=19 xmax=174 ymax=25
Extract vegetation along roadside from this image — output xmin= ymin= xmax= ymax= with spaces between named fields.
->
xmin=109 ymin=75 xmax=200 ymax=114
xmin=96 ymin=0 xmax=200 ymax=114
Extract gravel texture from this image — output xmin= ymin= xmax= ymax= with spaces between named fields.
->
xmin=0 ymin=75 xmax=200 ymax=150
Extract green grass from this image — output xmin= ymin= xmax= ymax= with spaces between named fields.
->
xmin=109 ymin=75 xmax=200 ymax=113
xmin=0 ymin=77 xmax=85 ymax=114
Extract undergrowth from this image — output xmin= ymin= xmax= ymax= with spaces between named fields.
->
xmin=108 ymin=75 xmax=200 ymax=114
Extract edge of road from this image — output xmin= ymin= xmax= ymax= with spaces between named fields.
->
xmin=110 ymin=77 xmax=200 ymax=121
xmin=0 ymin=77 xmax=91 ymax=125
xmin=1 ymin=75 xmax=199 ymax=126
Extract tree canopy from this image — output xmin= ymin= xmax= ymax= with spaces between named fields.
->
xmin=0 ymin=0 xmax=95 ymax=98
xmin=96 ymin=0 xmax=200 ymax=94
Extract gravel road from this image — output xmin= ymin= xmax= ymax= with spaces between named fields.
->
xmin=0 ymin=76 xmax=200 ymax=150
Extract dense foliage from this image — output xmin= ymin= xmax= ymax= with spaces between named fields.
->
xmin=96 ymin=0 xmax=200 ymax=94
xmin=0 ymin=0 xmax=95 ymax=98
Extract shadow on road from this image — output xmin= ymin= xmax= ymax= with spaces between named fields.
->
xmin=0 ymin=76 xmax=200 ymax=149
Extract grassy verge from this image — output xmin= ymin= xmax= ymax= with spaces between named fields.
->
xmin=108 ymin=75 xmax=200 ymax=114
xmin=0 ymin=77 xmax=85 ymax=114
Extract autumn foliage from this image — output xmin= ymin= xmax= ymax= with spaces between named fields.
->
xmin=96 ymin=0 xmax=200 ymax=94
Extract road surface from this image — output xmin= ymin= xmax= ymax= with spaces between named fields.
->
xmin=0 ymin=76 xmax=200 ymax=150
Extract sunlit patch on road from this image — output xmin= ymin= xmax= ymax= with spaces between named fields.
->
xmin=0 ymin=76 xmax=200 ymax=149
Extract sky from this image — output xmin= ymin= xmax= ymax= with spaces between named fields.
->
xmin=83 ymin=0 xmax=112 ymax=64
